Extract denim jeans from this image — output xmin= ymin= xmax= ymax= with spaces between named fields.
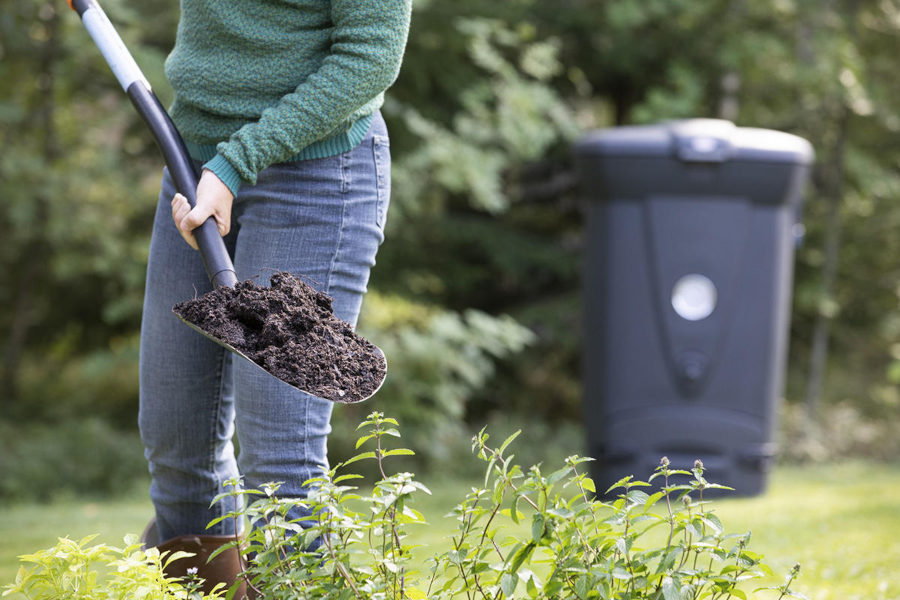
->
xmin=138 ymin=113 xmax=390 ymax=542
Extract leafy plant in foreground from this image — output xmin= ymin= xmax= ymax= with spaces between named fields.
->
xmin=215 ymin=413 xmax=806 ymax=599
xmin=2 ymin=534 xmax=222 ymax=599
xmin=4 ymin=413 xmax=807 ymax=599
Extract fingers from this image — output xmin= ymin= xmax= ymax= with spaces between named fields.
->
xmin=169 ymin=170 xmax=235 ymax=250
xmin=171 ymin=193 xmax=198 ymax=250
xmin=182 ymin=200 xmax=217 ymax=233
xmin=170 ymin=196 xmax=231 ymax=250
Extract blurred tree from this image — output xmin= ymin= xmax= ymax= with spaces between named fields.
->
xmin=0 ymin=0 xmax=166 ymax=420
xmin=2 ymin=0 xmax=899 ymax=501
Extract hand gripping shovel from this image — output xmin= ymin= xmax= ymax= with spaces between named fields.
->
xmin=69 ymin=0 xmax=386 ymax=403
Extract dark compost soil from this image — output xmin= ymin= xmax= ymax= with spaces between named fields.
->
xmin=173 ymin=271 xmax=385 ymax=403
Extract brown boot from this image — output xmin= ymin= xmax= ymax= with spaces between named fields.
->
xmin=141 ymin=518 xmax=250 ymax=598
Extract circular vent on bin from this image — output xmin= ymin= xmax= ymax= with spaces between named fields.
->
xmin=671 ymin=274 xmax=717 ymax=321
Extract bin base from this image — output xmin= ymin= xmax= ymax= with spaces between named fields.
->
xmin=587 ymin=408 xmax=777 ymax=499
xmin=590 ymin=445 xmax=774 ymax=499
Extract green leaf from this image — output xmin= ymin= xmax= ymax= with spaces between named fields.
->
xmin=531 ymin=513 xmax=546 ymax=543
xmin=355 ymin=434 xmax=375 ymax=449
xmin=644 ymin=490 xmax=666 ymax=509
xmin=662 ymin=576 xmax=680 ymax=600
xmin=510 ymin=496 xmax=522 ymax=524
xmin=508 ymin=541 xmax=536 ymax=574
xmin=162 ymin=550 xmax=197 ymax=568
xmin=627 ymin=489 xmax=650 ymax=506
xmin=656 ymin=547 xmax=683 ymax=574
xmin=501 ymin=572 xmax=518 ymax=597
xmin=581 ymin=477 xmax=596 ymax=494
xmin=492 ymin=481 xmax=505 ymax=505
xmin=501 ymin=507 xmax=526 ymax=522
xmin=547 ymin=466 xmax=572 ymax=485
xmin=401 ymin=506 xmax=427 ymax=523
xmin=739 ymin=550 xmax=763 ymax=566
xmin=545 ymin=578 xmax=565 ymax=597
xmin=547 ymin=507 xmax=574 ymax=519
xmin=685 ymin=521 xmax=702 ymax=539
xmin=342 ymin=451 xmax=376 ymax=466
xmin=605 ymin=475 xmax=633 ymax=494
xmin=702 ymin=513 xmax=724 ymax=535
xmin=705 ymin=483 xmax=734 ymax=491
xmin=383 ymin=559 xmax=399 ymax=573
xmin=520 ymin=569 xmax=542 ymax=593
xmin=381 ymin=448 xmax=415 ymax=458
xmin=575 ymin=575 xmax=590 ymax=598
xmin=499 ymin=431 xmax=521 ymax=454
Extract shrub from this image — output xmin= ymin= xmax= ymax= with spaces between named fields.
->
xmin=343 ymin=300 xmax=536 ymax=473
xmin=215 ymin=413 xmax=806 ymax=599
xmin=4 ymin=413 xmax=807 ymax=599
xmin=0 ymin=418 xmax=146 ymax=502
xmin=2 ymin=534 xmax=221 ymax=599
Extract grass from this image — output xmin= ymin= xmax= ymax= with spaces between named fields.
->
xmin=710 ymin=461 xmax=900 ymax=600
xmin=1 ymin=461 xmax=898 ymax=599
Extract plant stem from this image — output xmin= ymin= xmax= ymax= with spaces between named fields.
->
xmin=323 ymin=530 xmax=363 ymax=600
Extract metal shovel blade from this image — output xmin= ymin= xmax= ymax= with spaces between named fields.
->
xmin=175 ymin=311 xmax=387 ymax=404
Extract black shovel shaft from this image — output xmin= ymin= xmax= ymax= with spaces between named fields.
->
xmin=126 ymin=84 xmax=238 ymax=288
xmin=69 ymin=0 xmax=238 ymax=288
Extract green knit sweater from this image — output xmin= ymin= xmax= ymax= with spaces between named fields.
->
xmin=165 ymin=0 xmax=412 ymax=196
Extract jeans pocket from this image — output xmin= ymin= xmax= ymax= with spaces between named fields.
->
xmin=372 ymin=135 xmax=391 ymax=229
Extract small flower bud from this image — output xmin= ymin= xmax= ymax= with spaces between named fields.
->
xmin=660 ymin=456 xmax=670 ymax=467
xmin=694 ymin=459 xmax=704 ymax=470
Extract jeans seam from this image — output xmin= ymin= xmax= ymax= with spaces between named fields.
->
xmin=373 ymin=137 xmax=383 ymax=228
xmin=302 ymin=392 xmax=311 ymax=487
xmin=325 ymin=153 xmax=350 ymax=297
xmin=209 ymin=349 xmax=227 ymax=529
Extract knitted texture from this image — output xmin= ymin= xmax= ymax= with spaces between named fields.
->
xmin=165 ymin=0 xmax=412 ymax=195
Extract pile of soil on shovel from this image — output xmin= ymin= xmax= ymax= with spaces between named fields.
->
xmin=173 ymin=271 xmax=385 ymax=403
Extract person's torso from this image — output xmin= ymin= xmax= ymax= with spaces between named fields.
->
xmin=166 ymin=0 xmax=334 ymax=140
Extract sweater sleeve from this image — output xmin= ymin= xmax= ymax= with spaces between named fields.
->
xmin=207 ymin=0 xmax=412 ymax=195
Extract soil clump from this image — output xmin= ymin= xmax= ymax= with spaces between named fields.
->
xmin=173 ymin=271 xmax=385 ymax=403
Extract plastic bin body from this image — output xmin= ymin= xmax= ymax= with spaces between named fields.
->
xmin=575 ymin=119 xmax=813 ymax=496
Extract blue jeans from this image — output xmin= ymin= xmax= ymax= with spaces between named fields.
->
xmin=138 ymin=113 xmax=390 ymax=541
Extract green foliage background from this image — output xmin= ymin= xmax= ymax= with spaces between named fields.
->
xmin=1 ymin=0 xmax=899 ymax=500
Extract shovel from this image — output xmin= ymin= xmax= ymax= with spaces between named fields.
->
xmin=69 ymin=0 xmax=386 ymax=402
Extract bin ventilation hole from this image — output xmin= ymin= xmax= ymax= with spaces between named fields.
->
xmin=671 ymin=274 xmax=717 ymax=321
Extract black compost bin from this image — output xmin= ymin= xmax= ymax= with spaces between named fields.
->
xmin=575 ymin=119 xmax=813 ymax=497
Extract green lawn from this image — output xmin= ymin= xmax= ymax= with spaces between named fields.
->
xmin=2 ymin=461 xmax=898 ymax=599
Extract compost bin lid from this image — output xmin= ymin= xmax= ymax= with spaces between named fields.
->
xmin=575 ymin=119 xmax=814 ymax=166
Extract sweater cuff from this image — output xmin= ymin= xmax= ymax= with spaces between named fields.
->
xmin=203 ymin=154 xmax=244 ymax=197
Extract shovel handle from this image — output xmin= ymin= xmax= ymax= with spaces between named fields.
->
xmin=69 ymin=0 xmax=238 ymax=288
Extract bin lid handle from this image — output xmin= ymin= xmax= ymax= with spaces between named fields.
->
xmin=671 ymin=119 xmax=736 ymax=163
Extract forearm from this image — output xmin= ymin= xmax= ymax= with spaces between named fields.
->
xmin=207 ymin=0 xmax=412 ymax=195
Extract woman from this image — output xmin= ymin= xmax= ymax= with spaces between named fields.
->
xmin=137 ymin=0 xmax=412 ymax=594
